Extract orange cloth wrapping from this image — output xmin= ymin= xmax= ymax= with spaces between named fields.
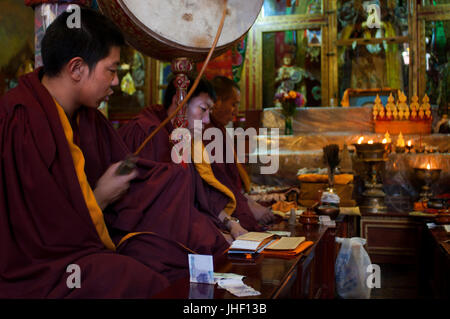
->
xmin=297 ymin=174 xmax=354 ymax=184
xmin=271 ymin=201 xmax=298 ymax=213
xmin=262 ymin=241 xmax=314 ymax=258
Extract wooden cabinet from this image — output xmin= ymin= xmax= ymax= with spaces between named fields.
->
xmin=419 ymin=225 xmax=450 ymax=299
xmin=360 ymin=213 xmax=422 ymax=264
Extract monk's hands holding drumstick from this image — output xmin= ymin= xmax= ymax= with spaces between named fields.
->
xmin=94 ymin=161 xmax=138 ymax=210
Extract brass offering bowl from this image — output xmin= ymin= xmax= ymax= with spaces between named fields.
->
xmin=414 ymin=167 xmax=441 ymax=202
xmin=353 ymin=143 xmax=388 ymax=161
xmin=414 ymin=168 xmax=441 ymax=185
xmin=314 ymin=204 xmax=340 ymax=220
xmin=354 ymin=143 xmax=388 ymax=213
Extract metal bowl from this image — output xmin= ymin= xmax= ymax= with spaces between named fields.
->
xmin=414 ymin=168 xmax=442 ymax=184
xmin=314 ymin=205 xmax=340 ymax=220
xmin=353 ymin=143 xmax=388 ymax=160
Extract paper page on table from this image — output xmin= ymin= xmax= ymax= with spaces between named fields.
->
xmin=265 ymin=237 xmax=306 ymax=251
xmin=235 ymin=232 xmax=274 ymax=242
xmin=229 ymin=239 xmax=260 ymax=251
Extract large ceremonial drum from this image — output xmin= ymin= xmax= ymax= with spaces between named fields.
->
xmin=97 ymin=0 xmax=263 ymax=62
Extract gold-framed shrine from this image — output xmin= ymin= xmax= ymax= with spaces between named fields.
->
xmin=1 ymin=0 xmax=449 ymax=117
xmin=143 ymin=0 xmax=450 ymax=115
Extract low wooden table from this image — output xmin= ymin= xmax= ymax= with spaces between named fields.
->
xmin=418 ymin=223 xmax=450 ymax=298
xmin=154 ymin=217 xmax=346 ymax=299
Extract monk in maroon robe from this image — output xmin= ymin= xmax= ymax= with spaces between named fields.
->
xmin=119 ymin=77 xmax=259 ymax=239
xmin=0 ymin=8 xmax=227 ymax=298
xmin=208 ymin=76 xmax=275 ymax=225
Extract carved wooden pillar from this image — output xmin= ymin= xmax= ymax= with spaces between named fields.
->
xmin=171 ymin=57 xmax=193 ymax=129
xmin=24 ymin=0 xmax=93 ymax=67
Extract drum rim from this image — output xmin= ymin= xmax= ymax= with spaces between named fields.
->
xmin=122 ymin=0 xmax=249 ymax=48
xmin=99 ymin=0 xmax=261 ymax=61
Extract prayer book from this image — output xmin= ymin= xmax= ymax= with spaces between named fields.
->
xmin=264 ymin=237 xmax=306 ymax=251
xmin=228 ymin=232 xmax=278 ymax=254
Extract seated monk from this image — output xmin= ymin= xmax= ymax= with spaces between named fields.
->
xmin=119 ymin=76 xmax=258 ymax=240
xmin=0 ymin=8 xmax=227 ymax=298
xmin=210 ymin=76 xmax=275 ymax=225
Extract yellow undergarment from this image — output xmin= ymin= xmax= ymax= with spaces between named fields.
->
xmin=55 ymin=101 xmax=116 ymax=251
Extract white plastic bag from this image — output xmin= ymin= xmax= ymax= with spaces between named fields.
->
xmin=335 ymin=237 xmax=372 ymax=299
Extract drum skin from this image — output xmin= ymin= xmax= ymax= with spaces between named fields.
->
xmin=97 ymin=0 xmax=263 ymax=62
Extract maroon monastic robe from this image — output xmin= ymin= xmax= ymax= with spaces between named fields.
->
xmin=208 ymin=117 xmax=246 ymax=192
xmin=0 ymin=69 xmax=228 ymax=298
xmin=119 ymin=105 xmax=261 ymax=231
xmin=205 ymin=117 xmax=262 ymax=231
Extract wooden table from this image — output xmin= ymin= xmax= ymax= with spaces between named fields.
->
xmin=418 ymin=223 xmax=450 ymax=298
xmin=154 ymin=217 xmax=346 ymax=299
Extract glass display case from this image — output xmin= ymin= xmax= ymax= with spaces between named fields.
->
xmin=262 ymin=28 xmax=322 ymax=108
xmin=336 ymin=0 xmax=411 ymax=105
xmin=240 ymin=0 xmax=449 ymax=110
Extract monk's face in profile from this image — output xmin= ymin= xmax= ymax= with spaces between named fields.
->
xmin=79 ymin=46 xmax=120 ymax=108
xmin=212 ymin=87 xmax=240 ymax=126
xmin=186 ymin=92 xmax=214 ymax=132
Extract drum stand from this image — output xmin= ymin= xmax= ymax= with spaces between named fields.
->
xmin=171 ymin=57 xmax=193 ymax=129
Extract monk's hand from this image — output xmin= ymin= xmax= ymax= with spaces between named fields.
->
xmin=94 ymin=161 xmax=138 ymax=210
xmin=229 ymin=221 xmax=248 ymax=240
xmin=221 ymin=232 xmax=234 ymax=245
xmin=247 ymin=197 xmax=275 ymax=225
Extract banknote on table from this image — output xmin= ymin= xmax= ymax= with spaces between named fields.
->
xmin=188 ymin=254 xmax=214 ymax=284
xmin=217 ymin=278 xmax=261 ymax=297
xmin=213 ymin=272 xmax=245 ymax=284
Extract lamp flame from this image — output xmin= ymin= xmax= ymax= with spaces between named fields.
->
xmin=427 ymin=163 xmax=431 ymax=170
xmin=368 ymin=140 xmax=374 ymax=144
xmin=382 ymin=138 xmax=387 ymax=144
xmin=357 ymin=137 xmax=364 ymax=144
